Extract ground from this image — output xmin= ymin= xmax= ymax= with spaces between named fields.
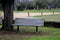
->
xmin=0 ymin=26 xmax=60 ymax=40
xmin=0 ymin=11 xmax=60 ymax=19
xmin=0 ymin=11 xmax=60 ymax=40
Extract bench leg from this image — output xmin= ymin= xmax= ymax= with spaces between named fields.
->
xmin=36 ymin=26 xmax=38 ymax=32
xmin=17 ymin=26 xmax=19 ymax=31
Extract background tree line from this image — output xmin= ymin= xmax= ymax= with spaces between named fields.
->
xmin=0 ymin=0 xmax=60 ymax=10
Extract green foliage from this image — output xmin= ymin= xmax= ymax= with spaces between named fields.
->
xmin=17 ymin=3 xmax=25 ymax=11
xmin=27 ymin=1 xmax=36 ymax=9
xmin=16 ymin=0 xmax=60 ymax=10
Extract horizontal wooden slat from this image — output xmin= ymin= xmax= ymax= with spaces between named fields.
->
xmin=13 ymin=18 xmax=44 ymax=26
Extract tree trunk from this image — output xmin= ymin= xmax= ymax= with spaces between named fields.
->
xmin=1 ymin=0 xmax=14 ymax=31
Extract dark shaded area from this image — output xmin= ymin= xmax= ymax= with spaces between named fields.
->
xmin=44 ymin=21 xmax=60 ymax=28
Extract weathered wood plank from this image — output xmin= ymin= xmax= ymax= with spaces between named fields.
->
xmin=13 ymin=18 xmax=44 ymax=26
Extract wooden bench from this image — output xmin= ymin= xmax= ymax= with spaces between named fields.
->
xmin=0 ymin=17 xmax=2 ymax=24
xmin=12 ymin=17 xmax=44 ymax=32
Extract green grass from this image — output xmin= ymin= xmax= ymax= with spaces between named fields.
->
xmin=25 ymin=36 xmax=60 ymax=40
xmin=0 ymin=9 xmax=60 ymax=13
xmin=16 ymin=9 xmax=60 ymax=13
xmin=34 ymin=14 xmax=60 ymax=22
xmin=0 ymin=9 xmax=60 ymax=15
xmin=0 ymin=25 xmax=60 ymax=40
xmin=0 ymin=36 xmax=60 ymax=40
xmin=13 ymin=26 xmax=60 ymax=36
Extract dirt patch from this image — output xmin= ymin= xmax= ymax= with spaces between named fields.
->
xmin=0 ymin=31 xmax=49 ymax=36
xmin=1 ymin=12 xmax=60 ymax=19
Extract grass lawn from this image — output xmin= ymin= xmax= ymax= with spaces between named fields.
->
xmin=0 ymin=9 xmax=60 ymax=13
xmin=34 ymin=14 xmax=60 ymax=22
xmin=16 ymin=9 xmax=60 ymax=13
xmin=0 ymin=25 xmax=60 ymax=40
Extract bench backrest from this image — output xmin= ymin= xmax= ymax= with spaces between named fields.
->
xmin=0 ymin=17 xmax=2 ymax=24
xmin=15 ymin=18 xmax=44 ymax=26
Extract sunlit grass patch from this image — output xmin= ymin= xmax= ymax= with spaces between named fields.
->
xmin=34 ymin=14 xmax=60 ymax=22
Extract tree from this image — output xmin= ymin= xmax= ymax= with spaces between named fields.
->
xmin=27 ymin=1 xmax=36 ymax=9
xmin=0 ymin=0 xmax=14 ymax=31
xmin=17 ymin=3 xmax=25 ymax=10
